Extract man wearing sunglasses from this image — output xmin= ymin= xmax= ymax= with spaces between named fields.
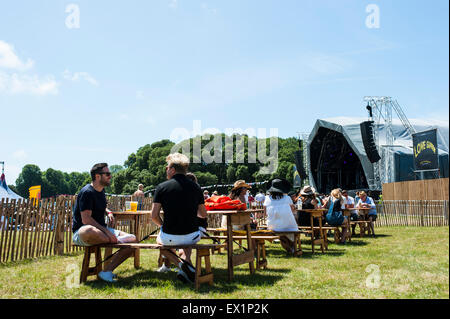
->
xmin=72 ymin=163 xmax=136 ymax=282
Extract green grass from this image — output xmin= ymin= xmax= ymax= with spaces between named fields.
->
xmin=0 ymin=226 xmax=448 ymax=299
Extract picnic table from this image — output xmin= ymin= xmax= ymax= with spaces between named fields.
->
xmin=207 ymin=209 xmax=263 ymax=281
xmin=344 ymin=207 xmax=375 ymax=236
xmin=110 ymin=210 xmax=153 ymax=268
xmin=297 ymin=208 xmax=328 ymax=253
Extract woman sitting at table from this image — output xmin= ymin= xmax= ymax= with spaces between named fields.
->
xmin=324 ymin=188 xmax=349 ymax=244
xmin=221 ymin=180 xmax=254 ymax=230
xmin=264 ymin=178 xmax=298 ymax=253
xmin=296 ymin=185 xmax=320 ymax=227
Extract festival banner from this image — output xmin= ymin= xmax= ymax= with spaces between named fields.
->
xmin=412 ymin=129 xmax=439 ymax=171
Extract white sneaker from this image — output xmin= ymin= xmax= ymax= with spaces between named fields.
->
xmin=98 ymin=271 xmax=116 ymax=283
xmin=157 ymin=264 xmax=171 ymax=273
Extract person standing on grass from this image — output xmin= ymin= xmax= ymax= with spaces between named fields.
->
xmin=133 ymin=184 xmax=145 ymax=210
xmin=151 ymin=153 xmax=207 ymax=284
xmin=72 ymin=163 xmax=137 ymax=283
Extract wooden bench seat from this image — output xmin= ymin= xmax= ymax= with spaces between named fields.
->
xmin=75 ymin=243 xmax=223 ymax=290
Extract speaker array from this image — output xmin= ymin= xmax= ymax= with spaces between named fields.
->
xmin=360 ymin=121 xmax=381 ymax=163
xmin=294 ymin=150 xmax=308 ymax=179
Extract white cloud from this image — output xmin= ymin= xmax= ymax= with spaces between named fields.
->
xmin=0 ymin=71 xmax=58 ymax=95
xmin=12 ymin=150 xmax=27 ymax=160
xmin=0 ymin=40 xmax=59 ymax=96
xmin=0 ymin=40 xmax=34 ymax=71
xmin=169 ymin=0 xmax=177 ymax=9
xmin=136 ymin=90 xmax=144 ymax=99
xmin=63 ymin=69 xmax=99 ymax=86
xmin=201 ymin=3 xmax=218 ymax=14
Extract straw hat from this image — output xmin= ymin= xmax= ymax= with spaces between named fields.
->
xmin=212 ymin=191 xmax=219 ymax=195
xmin=231 ymin=180 xmax=251 ymax=191
xmin=300 ymin=185 xmax=314 ymax=196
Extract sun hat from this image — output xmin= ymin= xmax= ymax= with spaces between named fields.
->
xmin=203 ymin=190 xmax=209 ymax=194
xmin=300 ymin=185 xmax=315 ymax=196
xmin=231 ymin=180 xmax=251 ymax=191
xmin=267 ymin=178 xmax=291 ymax=194
xmin=212 ymin=191 xmax=218 ymax=195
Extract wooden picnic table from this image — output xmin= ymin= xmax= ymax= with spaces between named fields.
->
xmin=110 ymin=210 xmax=153 ymax=268
xmin=344 ymin=207 xmax=375 ymax=236
xmin=207 ymin=209 xmax=263 ymax=281
xmin=297 ymin=208 xmax=328 ymax=253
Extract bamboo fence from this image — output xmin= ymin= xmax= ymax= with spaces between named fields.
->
xmin=375 ymin=200 xmax=449 ymax=227
xmin=0 ymin=196 xmax=447 ymax=264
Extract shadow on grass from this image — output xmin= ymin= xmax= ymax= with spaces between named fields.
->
xmin=263 ymin=245 xmax=347 ymax=259
xmin=84 ymin=266 xmax=289 ymax=294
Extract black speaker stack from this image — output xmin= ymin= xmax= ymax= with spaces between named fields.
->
xmin=360 ymin=121 xmax=381 ymax=163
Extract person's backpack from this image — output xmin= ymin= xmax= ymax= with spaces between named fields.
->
xmin=326 ymin=199 xmax=344 ymax=226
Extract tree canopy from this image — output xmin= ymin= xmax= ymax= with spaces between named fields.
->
xmin=14 ymin=134 xmax=299 ymax=198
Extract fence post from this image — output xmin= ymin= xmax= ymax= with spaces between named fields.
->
xmin=54 ymin=198 xmax=65 ymax=256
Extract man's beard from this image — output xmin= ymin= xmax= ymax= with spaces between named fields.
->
xmin=100 ymin=179 xmax=111 ymax=187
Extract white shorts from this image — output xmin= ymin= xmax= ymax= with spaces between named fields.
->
xmin=157 ymin=228 xmax=201 ymax=246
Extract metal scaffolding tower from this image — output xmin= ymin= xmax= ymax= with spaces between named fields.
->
xmin=364 ymin=96 xmax=416 ymax=189
xmin=297 ymin=132 xmax=310 ymax=186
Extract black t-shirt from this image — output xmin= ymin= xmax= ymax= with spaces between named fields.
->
xmin=72 ymin=184 xmax=107 ymax=232
xmin=154 ymin=174 xmax=204 ymax=235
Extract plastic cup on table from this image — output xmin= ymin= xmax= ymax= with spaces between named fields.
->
xmin=130 ymin=201 xmax=138 ymax=212
xmin=125 ymin=201 xmax=131 ymax=211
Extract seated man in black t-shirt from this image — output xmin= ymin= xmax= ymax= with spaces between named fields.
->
xmin=151 ymin=153 xmax=207 ymax=284
xmin=72 ymin=163 xmax=136 ymax=282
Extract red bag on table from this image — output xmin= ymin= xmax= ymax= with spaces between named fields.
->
xmin=204 ymin=195 xmax=247 ymax=211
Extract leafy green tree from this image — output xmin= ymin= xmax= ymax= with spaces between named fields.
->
xmin=226 ymin=166 xmax=236 ymax=182
xmin=42 ymin=168 xmax=69 ymax=197
xmin=15 ymin=164 xmax=43 ymax=198
xmin=109 ymin=165 xmax=124 ymax=174
xmin=194 ymin=171 xmax=218 ymax=186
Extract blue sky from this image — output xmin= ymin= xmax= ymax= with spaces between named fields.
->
xmin=0 ymin=0 xmax=448 ymax=184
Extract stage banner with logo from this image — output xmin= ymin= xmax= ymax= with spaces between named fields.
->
xmin=412 ymin=129 xmax=439 ymax=171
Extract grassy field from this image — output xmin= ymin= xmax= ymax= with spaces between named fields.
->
xmin=0 ymin=226 xmax=448 ymax=299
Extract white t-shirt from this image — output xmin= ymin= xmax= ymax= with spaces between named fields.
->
xmin=263 ymin=195 xmax=298 ymax=232
xmin=255 ymin=193 xmax=266 ymax=203
xmin=343 ymin=196 xmax=355 ymax=207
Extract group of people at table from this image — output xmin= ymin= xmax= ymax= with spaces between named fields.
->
xmin=70 ymin=152 xmax=377 ymax=284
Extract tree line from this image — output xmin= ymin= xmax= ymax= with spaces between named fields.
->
xmin=13 ymin=134 xmax=299 ymax=198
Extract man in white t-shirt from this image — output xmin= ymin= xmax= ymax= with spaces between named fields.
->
xmin=255 ymin=190 xmax=266 ymax=203
xmin=342 ymin=190 xmax=358 ymax=235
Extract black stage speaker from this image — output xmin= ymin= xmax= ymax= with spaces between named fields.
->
xmin=294 ymin=150 xmax=307 ymax=179
xmin=360 ymin=121 xmax=381 ymax=163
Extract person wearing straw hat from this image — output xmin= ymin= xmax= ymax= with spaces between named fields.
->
xmin=264 ymin=178 xmax=298 ymax=253
xmin=221 ymin=180 xmax=252 ymax=229
xmin=296 ymin=185 xmax=320 ymax=227
xmin=229 ymin=180 xmax=251 ymax=203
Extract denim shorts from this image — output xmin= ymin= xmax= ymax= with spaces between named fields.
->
xmin=72 ymin=226 xmax=120 ymax=246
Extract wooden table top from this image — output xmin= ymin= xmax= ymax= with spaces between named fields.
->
xmin=207 ymin=208 xmax=264 ymax=215
xmin=297 ymin=208 xmax=328 ymax=213
xmin=111 ymin=211 xmax=153 ymax=216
